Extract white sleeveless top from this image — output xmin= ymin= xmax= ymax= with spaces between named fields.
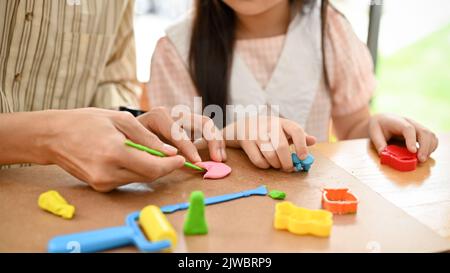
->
xmin=164 ymin=2 xmax=332 ymax=141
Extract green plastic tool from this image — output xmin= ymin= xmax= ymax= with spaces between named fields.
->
xmin=124 ymin=140 xmax=205 ymax=172
xmin=183 ymin=191 xmax=208 ymax=235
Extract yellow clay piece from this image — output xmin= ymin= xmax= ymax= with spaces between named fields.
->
xmin=139 ymin=205 xmax=177 ymax=249
xmin=274 ymin=201 xmax=333 ymax=237
xmin=38 ymin=190 xmax=75 ymax=219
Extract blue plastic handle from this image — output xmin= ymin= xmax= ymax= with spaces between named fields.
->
xmin=161 ymin=185 xmax=268 ymax=213
xmin=48 ymin=212 xmax=171 ymax=253
xmin=48 ymin=186 xmax=269 ymax=253
xmin=48 ymin=226 xmax=135 ymax=253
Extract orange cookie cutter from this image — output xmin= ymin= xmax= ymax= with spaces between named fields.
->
xmin=322 ymin=188 xmax=358 ymax=215
xmin=274 ymin=201 xmax=333 ymax=237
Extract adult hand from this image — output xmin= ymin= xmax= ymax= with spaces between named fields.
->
xmin=41 ymin=108 xmax=186 ymax=192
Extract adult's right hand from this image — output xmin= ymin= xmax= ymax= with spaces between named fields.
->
xmin=39 ymin=108 xmax=185 ymax=192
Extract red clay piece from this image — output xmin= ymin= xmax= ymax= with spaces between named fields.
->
xmin=380 ymin=145 xmax=417 ymax=172
xmin=322 ymin=188 xmax=358 ymax=215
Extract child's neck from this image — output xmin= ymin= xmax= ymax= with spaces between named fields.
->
xmin=235 ymin=1 xmax=292 ymax=40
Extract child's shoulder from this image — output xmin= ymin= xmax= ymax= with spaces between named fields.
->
xmin=326 ymin=3 xmax=352 ymax=28
xmin=165 ymin=10 xmax=194 ymax=40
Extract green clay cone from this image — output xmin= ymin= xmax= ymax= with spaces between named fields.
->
xmin=183 ymin=191 xmax=208 ymax=235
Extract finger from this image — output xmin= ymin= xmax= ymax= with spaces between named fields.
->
xmin=283 ymin=121 xmax=308 ymax=160
xmin=416 ymin=131 xmax=432 ymax=162
xmin=407 ymin=118 xmax=438 ymax=161
xmin=121 ymin=147 xmax=185 ymax=179
xmin=141 ymin=110 xmax=203 ymax=162
xmin=306 ymin=135 xmax=317 ymax=146
xmin=89 ymin=170 xmax=144 ymax=193
xmin=115 ymin=112 xmax=178 ymax=156
xmin=369 ymin=119 xmax=388 ymax=154
xmin=201 ymin=117 xmax=226 ymax=162
xmin=271 ymin=128 xmax=294 ymax=171
xmin=83 ymin=166 xmax=151 ymax=193
xmin=241 ymin=140 xmax=270 ymax=169
xmin=168 ymin=127 xmax=203 ymax=163
xmin=382 ymin=116 xmax=417 ymax=153
xmin=115 ymin=169 xmax=151 ymax=184
xmin=401 ymin=123 xmax=418 ymax=154
xmin=431 ymin=134 xmax=439 ymax=155
xmin=257 ymin=138 xmax=281 ymax=169
xmin=193 ymin=138 xmax=208 ymax=150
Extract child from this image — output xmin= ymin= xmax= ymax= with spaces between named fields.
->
xmin=146 ymin=0 xmax=438 ymax=172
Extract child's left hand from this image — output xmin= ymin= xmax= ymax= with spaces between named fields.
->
xmin=369 ymin=113 xmax=438 ymax=162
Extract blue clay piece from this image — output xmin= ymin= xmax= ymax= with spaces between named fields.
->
xmin=291 ymin=153 xmax=302 ymax=165
xmin=291 ymin=153 xmax=315 ymax=172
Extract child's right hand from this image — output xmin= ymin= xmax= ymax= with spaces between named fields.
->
xmin=224 ymin=116 xmax=316 ymax=172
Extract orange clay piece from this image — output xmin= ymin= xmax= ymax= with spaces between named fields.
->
xmin=274 ymin=201 xmax=333 ymax=237
xmin=322 ymin=188 xmax=358 ymax=215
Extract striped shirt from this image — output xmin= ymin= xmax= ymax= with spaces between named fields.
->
xmin=0 ymin=0 xmax=141 ymax=113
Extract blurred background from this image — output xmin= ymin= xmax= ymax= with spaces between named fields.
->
xmin=134 ymin=0 xmax=450 ymax=133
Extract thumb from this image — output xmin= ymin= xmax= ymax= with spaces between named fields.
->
xmin=154 ymin=155 xmax=186 ymax=174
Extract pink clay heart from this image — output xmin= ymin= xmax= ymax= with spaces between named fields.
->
xmin=196 ymin=161 xmax=232 ymax=179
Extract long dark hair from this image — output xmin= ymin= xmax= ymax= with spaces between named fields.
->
xmin=189 ymin=0 xmax=329 ymax=120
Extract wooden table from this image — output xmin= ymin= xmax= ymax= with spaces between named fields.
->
xmin=1 ymin=136 xmax=449 ymax=253
xmin=315 ymin=134 xmax=450 ymax=240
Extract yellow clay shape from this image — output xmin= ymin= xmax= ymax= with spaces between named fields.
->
xmin=139 ymin=205 xmax=177 ymax=249
xmin=38 ymin=190 xmax=75 ymax=219
xmin=274 ymin=201 xmax=333 ymax=237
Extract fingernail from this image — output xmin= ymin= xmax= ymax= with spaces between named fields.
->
xmin=299 ymin=153 xmax=308 ymax=160
xmin=419 ymin=155 xmax=427 ymax=162
xmin=163 ymin=144 xmax=177 ymax=154
xmin=194 ymin=155 xmax=202 ymax=163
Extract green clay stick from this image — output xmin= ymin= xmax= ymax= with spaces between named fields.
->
xmin=124 ymin=140 xmax=205 ymax=172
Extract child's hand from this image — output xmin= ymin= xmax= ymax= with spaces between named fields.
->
xmin=369 ymin=113 xmax=438 ymax=162
xmin=224 ymin=116 xmax=316 ymax=172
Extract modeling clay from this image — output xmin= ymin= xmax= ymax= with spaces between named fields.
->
xmin=161 ymin=185 xmax=268 ymax=213
xmin=38 ymin=190 xmax=75 ymax=219
xmin=322 ymin=188 xmax=358 ymax=214
xmin=269 ymin=190 xmax=286 ymax=200
xmin=380 ymin=145 xmax=417 ymax=172
xmin=183 ymin=191 xmax=208 ymax=235
xmin=196 ymin=161 xmax=232 ymax=179
xmin=274 ymin=201 xmax=333 ymax=237
xmin=48 ymin=205 xmax=174 ymax=253
xmin=291 ymin=153 xmax=315 ymax=172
